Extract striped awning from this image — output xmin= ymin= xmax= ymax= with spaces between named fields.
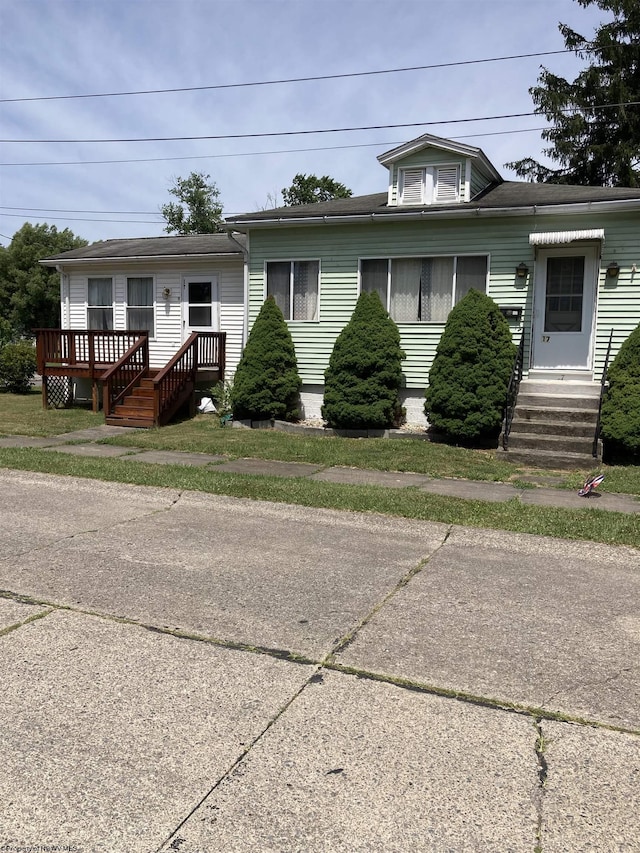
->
xmin=529 ymin=228 xmax=605 ymax=246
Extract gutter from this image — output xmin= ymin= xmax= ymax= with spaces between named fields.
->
xmin=227 ymin=197 xmax=640 ymax=230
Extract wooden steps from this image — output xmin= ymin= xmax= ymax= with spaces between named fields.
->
xmin=106 ymin=378 xmax=156 ymax=428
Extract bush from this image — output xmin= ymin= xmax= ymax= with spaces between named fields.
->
xmin=322 ymin=291 xmax=405 ymax=429
xmin=601 ymin=323 xmax=640 ymax=464
xmin=0 ymin=340 xmax=37 ymax=393
xmin=230 ymin=297 xmax=301 ymax=421
xmin=424 ymin=290 xmax=516 ymax=442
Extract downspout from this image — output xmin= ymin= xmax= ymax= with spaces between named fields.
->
xmin=226 ymin=230 xmax=250 ymax=348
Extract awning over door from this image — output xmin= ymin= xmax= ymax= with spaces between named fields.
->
xmin=529 ymin=228 xmax=605 ymax=246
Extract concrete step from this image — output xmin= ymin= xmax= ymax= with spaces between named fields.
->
xmin=496 ymin=446 xmax=599 ymax=470
xmin=519 ymin=380 xmax=601 ymax=398
xmin=516 ymin=393 xmax=599 ymax=411
xmin=514 ymin=406 xmax=599 ymax=425
xmin=507 ymin=432 xmax=594 ymax=454
xmin=510 ymin=419 xmax=595 ymax=438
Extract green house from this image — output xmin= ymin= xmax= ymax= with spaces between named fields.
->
xmin=227 ymin=133 xmax=640 ymax=431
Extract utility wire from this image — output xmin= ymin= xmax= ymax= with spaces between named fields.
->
xmin=4 ymin=102 xmax=636 ymax=144
xmin=0 ymin=205 xmax=161 ymax=215
xmin=0 ymin=126 xmax=549 ymax=168
xmin=0 ymin=50 xmax=576 ymax=104
xmin=0 ymin=212 xmax=162 ymax=224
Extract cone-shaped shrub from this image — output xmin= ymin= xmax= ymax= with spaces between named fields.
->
xmin=230 ymin=296 xmax=301 ymax=421
xmin=322 ymin=291 xmax=405 ymax=429
xmin=601 ymin=322 xmax=640 ymax=464
xmin=424 ymin=290 xmax=516 ymax=442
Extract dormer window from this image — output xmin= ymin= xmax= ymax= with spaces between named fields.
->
xmin=399 ymin=164 xmax=461 ymax=205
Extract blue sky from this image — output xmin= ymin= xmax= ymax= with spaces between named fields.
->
xmin=0 ymin=0 xmax=607 ymax=247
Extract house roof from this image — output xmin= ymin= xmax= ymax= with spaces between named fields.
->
xmin=40 ymin=233 xmax=247 ymax=264
xmin=226 ymin=182 xmax=640 ymax=226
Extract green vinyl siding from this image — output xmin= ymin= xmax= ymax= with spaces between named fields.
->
xmin=246 ymin=209 xmax=639 ymax=388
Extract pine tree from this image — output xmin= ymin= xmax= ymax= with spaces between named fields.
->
xmin=322 ymin=291 xmax=405 ymax=429
xmin=230 ymin=297 xmax=301 ymax=421
xmin=425 ymin=291 xmax=516 ymax=442
xmin=601 ymin=322 xmax=640 ymax=462
xmin=507 ymin=0 xmax=640 ymax=187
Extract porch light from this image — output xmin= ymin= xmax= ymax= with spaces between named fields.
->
xmin=516 ymin=262 xmax=529 ymax=279
xmin=606 ymin=261 xmax=620 ymax=278
xmin=162 ymin=287 xmax=172 ymax=300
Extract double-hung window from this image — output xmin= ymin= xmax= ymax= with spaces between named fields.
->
xmin=126 ymin=276 xmax=154 ymax=334
xmin=266 ymin=260 xmax=319 ymax=321
xmin=87 ymin=277 xmax=114 ymax=330
xmin=399 ymin=164 xmax=461 ymax=205
xmin=361 ymin=255 xmax=488 ymax=323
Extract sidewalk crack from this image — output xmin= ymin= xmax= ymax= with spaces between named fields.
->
xmin=324 ymin=525 xmax=453 ymax=663
xmin=533 ymin=718 xmax=549 ymax=852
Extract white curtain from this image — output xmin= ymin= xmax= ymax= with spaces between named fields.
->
xmin=87 ymin=278 xmax=113 ymax=330
xmin=390 ymin=258 xmax=422 ymax=322
xmin=293 ymin=261 xmax=319 ymax=321
xmin=423 ymin=258 xmax=454 ymax=322
xmin=267 ymin=262 xmax=291 ymax=318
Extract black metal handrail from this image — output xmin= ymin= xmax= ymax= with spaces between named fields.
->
xmin=592 ymin=329 xmax=614 ymax=458
xmin=501 ymin=335 xmax=525 ymax=451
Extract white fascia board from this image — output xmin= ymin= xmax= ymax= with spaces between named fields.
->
xmin=228 ymin=197 xmax=640 ymax=229
xmin=377 ymin=134 xmax=481 ymax=165
xmin=39 ymin=252 xmax=243 ymax=267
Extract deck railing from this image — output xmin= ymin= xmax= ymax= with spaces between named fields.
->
xmin=35 ymin=329 xmax=148 ymax=377
xmin=197 ymin=331 xmax=226 ymax=380
xmin=102 ymin=336 xmax=150 ymax=417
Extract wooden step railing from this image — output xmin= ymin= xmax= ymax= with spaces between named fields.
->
xmin=151 ymin=333 xmax=199 ymax=425
xmin=102 ymin=336 xmax=150 ymax=417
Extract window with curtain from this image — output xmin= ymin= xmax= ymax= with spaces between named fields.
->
xmin=360 ymin=255 xmax=488 ymax=323
xmin=126 ymin=277 xmax=154 ymax=334
xmin=87 ymin=277 xmax=113 ymax=330
xmin=266 ymin=260 xmax=319 ymax=321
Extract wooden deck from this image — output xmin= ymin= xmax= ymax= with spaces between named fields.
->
xmin=34 ymin=329 xmax=226 ymax=423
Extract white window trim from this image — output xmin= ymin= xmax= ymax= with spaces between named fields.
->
xmin=86 ymin=275 xmax=114 ymax=330
xmin=125 ymin=274 xmax=156 ymax=338
xmin=358 ymin=253 xmax=490 ymax=323
xmin=264 ymin=259 xmax=321 ymax=322
xmin=182 ymin=274 xmax=220 ymax=335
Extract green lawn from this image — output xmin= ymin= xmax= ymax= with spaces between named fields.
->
xmin=1 ymin=394 xmax=639 ymax=548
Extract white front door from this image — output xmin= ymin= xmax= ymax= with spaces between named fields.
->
xmin=531 ymin=246 xmax=598 ymax=370
xmin=182 ymin=275 xmax=219 ymax=339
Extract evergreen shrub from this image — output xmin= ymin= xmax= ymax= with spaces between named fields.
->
xmin=0 ymin=340 xmax=37 ymax=394
xmin=424 ymin=290 xmax=516 ymax=442
xmin=322 ymin=291 xmax=405 ymax=429
xmin=230 ymin=297 xmax=301 ymax=421
xmin=601 ymin=323 xmax=640 ymax=464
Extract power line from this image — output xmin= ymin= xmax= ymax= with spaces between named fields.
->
xmin=0 ymin=50 xmax=576 ymax=104
xmin=4 ymin=102 xmax=636 ymax=145
xmin=0 ymin=126 xmax=549 ymax=168
xmin=0 ymin=212 xmax=162 ymax=224
xmin=0 ymin=205 xmax=161 ymax=215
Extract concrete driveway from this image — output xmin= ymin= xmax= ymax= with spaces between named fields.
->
xmin=0 ymin=469 xmax=638 ymax=852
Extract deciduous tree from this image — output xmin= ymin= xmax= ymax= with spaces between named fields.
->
xmin=161 ymin=172 xmax=224 ymax=234
xmin=281 ymin=174 xmax=352 ymax=205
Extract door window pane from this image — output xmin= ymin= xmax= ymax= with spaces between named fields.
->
xmin=545 ymin=256 xmax=584 ymax=332
xmin=189 ymin=306 xmax=212 ymax=327
xmin=188 ymin=281 xmax=212 ymax=304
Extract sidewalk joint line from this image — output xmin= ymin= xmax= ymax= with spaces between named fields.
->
xmin=0 ymin=606 xmax=55 ymax=639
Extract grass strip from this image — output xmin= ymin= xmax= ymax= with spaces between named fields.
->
xmin=1 ymin=447 xmax=638 ymax=548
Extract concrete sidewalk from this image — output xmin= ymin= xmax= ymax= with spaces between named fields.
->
xmin=0 ymin=469 xmax=639 ymax=852
xmin=1 ymin=424 xmax=638 ymax=514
